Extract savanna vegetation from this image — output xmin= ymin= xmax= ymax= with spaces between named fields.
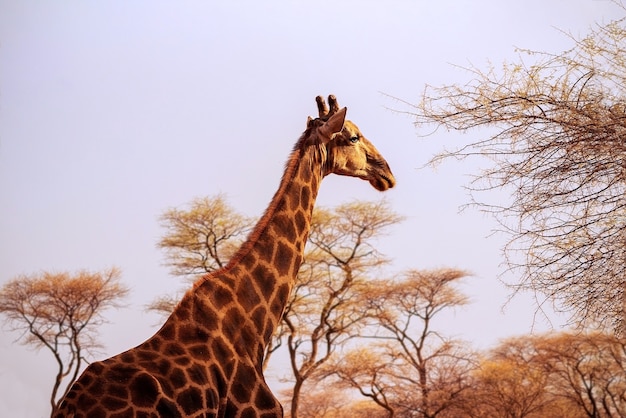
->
xmin=151 ymin=194 xmax=625 ymax=417
xmin=3 ymin=5 xmax=626 ymax=417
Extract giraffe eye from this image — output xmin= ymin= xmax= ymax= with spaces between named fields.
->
xmin=349 ymin=135 xmax=360 ymax=143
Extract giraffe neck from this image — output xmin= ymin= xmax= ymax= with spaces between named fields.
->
xmin=228 ymin=137 xmax=323 ymax=279
xmin=175 ymin=133 xmax=326 ymax=367
xmin=226 ymin=138 xmax=324 ymax=328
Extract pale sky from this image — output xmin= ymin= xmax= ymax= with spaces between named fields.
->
xmin=0 ymin=1 xmax=622 ymax=416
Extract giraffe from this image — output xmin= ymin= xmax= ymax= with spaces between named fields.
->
xmin=53 ymin=95 xmax=396 ymax=418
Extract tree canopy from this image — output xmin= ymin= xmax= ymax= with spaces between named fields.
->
xmin=327 ymin=269 xmax=475 ymax=418
xmin=157 ymin=194 xmax=253 ymax=277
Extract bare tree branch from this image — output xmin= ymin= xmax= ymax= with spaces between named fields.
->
xmin=409 ymin=8 xmax=626 ymax=334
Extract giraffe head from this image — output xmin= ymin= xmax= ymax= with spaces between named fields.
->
xmin=307 ymin=95 xmax=396 ymax=191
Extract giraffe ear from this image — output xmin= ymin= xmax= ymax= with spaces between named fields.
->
xmin=319 ymin=107 xmax=347 ymax=140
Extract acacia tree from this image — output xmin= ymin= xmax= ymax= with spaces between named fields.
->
xmin=148 ymin=194 xmax=254 ymax=314
xmin=468 ymin=337 xmax=565 ymax=418
xmin=280 ymin=200 xmax=403 ymax=418
xmin=465 ymin=333 xmax=626 ymax=418
xmin=412 ymin=5 xmax=626 ymax=333
xmin=323 ymin=348 xmax=397 ymax=417
xmin=326 ymin=269 xmax=476 ymax=418
xmin=0 ymin=268 xmax=129 ymax=414
xmin=534 ymin=332 xmax=626 ymax=417
xmin=157 ymin=194 xmax=252 ymax=277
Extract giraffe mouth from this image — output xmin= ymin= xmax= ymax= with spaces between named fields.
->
xmin=370 ymin=171 xmax=396 ymax=191
xmin=367 ymin=159 xmax=396 ymax=191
